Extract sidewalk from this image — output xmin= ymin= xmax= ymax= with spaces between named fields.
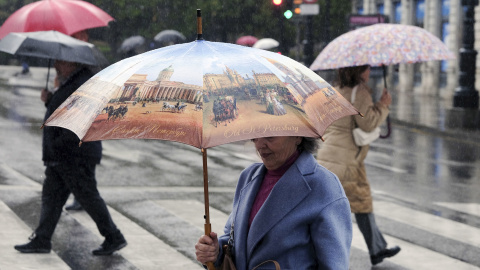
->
xmin=1 ymin=64 xmax=479 ymax=142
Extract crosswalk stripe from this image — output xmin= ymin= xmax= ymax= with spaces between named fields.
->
xmin=434 ymin=202 xmax=480 ymax=217
xmin=351 ymin=224 xmax=480 ymax=270
xmin=68 ymin=203 xmax=202 ymax=270
xmin=154 ymin=200 xmax=229 ymax=236
xmin=374 ymin=201 xmax=480 ymax=247
xmin=0 ymin=201 xmax=69 ymax=270
xmin=0 ymin=162 xmax=41 ymax=186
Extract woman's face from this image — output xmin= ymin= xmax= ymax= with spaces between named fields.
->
xmin=360 ymin=66 xmax=371 ymax=83
xmin=252 ymin=136 xmax=302 ymax=170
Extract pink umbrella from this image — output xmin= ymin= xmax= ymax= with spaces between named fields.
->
xmin=235 ymin=35 xmax=258 ymax=47
xmin=0 ymin=0 xmax=114 ymax=39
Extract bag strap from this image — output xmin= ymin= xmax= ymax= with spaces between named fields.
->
xmin=351 ymin=85 xmax=359 ymax=128
xmin=252 ymin=260 xmax=281 ymax=270
xmin=351 ymin=85 xmax=358 ymax=104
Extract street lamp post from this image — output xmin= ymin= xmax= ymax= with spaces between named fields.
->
xmin=453 ymin=0 xmax=479 ymax=108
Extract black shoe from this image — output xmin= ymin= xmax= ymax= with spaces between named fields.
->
xmin=370 ymin=246 xmax=401 ymax=265
xmin=14 ymin=234 xmax=51 ymax=253
xmin=65 ymin=199 xmax=83 ymax=211
xmin=92 ymin=232 xmax=127 ymax=256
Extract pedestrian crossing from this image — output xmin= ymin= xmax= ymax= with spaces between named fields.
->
xmin=0 ymin=201 xmax=69 ymax=270
xmin=1 ymin=193 xmax=480 ymax=269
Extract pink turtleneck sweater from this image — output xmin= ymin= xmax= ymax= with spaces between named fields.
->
xmin=248 ymin=150 xmax=301 ymax=228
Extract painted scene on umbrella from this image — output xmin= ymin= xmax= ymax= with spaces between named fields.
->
xmin=46 ymin=41 xmax=355 ymax=148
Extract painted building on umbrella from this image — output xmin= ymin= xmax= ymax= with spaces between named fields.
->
xmin=351 ymin=0 xmax=475 ymax=98
xmin=267 ymin=58 xmax=318 ymax=98
xmin=115 ymin=65 xmax=203 ymax=104
xmin=203 ymin=65 xmax=248 ymax=92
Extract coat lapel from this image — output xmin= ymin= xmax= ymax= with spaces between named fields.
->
xmin=233 ymin=165 xmax=265 ymax=269
xmin=245 ymin=152 xmax=315 ymax=261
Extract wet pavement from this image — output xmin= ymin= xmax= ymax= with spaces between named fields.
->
xmin=1 ymin=65 xmax=480 ymax=270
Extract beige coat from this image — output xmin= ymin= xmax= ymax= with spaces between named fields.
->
xmin=317 ymin=82 xmax=389 ymax=213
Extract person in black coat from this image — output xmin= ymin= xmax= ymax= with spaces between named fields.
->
xmin=15 ymin=60 xmax=127 ymax=256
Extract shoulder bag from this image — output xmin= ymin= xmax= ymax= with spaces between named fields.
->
xmin=351 ymin=85 xmax=380 ymax=146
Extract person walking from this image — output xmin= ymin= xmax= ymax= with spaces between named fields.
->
xmin=195 ymin=136 xmax=352 ymax=269
xmin=316 ymin=65 xmax=400 ymax=265
xmin=15 ymin=59 xmax=127 ymax=256
xmin=41 ymin=71 xmax=83 ymax=212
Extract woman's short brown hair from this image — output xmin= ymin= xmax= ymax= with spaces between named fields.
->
xmin=337 ymin=65 xmax=370 ymax=88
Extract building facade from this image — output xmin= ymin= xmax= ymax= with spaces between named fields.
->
xmin=352 ymin=0 xmax=479 ymax=98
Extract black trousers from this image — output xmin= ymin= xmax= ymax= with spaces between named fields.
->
xmin=35 ymin=162 xmax=119 ymax=241
xmin=355 ymin=213 xmax=387 ymax=256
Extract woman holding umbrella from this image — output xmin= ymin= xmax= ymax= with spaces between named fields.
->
xmin=195 ymin=136 xmax=352 ymax=269
xmin=316 ymin=65 xmax=400 ymax=265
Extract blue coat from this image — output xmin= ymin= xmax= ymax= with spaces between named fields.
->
xmin=216 ymin=151 xmax=352 ymax=270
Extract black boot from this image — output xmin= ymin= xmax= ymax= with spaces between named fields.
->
xmin=14 ymin=234 xmax=51 ymax=253
xmin=92 ymin=231 xmax=127 ymax=256
xmin=370 ymin=246 xmax=401 ymax=265
xmin=65 ymin=198 xmax=83 ymax=211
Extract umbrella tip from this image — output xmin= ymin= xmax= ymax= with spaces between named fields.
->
xmin=358 ymin=112 xmax=364 ymax=117
xmin=40 ymin=124 xmax=45 ymax=129
xmin=79 ymin=141 xmax=83 ymax=147
xmin=319 ymin=136 xmax=325 ymax=142
xmin=196 ymin=9 xmax=203 ymax=41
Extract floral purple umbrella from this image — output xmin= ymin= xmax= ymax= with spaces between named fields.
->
xmin=310 ymin=23 xmax=455 ymax=71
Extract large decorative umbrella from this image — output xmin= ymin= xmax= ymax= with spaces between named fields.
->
xmin=236 ymin=35 xmax=258 ymax=47
xmin=253 ymin=38 xmax=279 ymax=50
xmin=0 ymin=30 xmax=107 ymax=89
xmin=153 ymin=29 xmax=186 ymax=45
xmin=0 ymin=0 xmax=114 ymax=39
xmin=310 ymin=23 xmax=455 ymax=138
xmin=44 ymin=10 xmax=359 ymax=269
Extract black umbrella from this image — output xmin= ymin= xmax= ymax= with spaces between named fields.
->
xmin=118 ymin=35 xmax=145 ymax=53
xmin=0 ymin=30 xmax=108 ymax=90
xmin=153 ymin=30 xmax=186 ymax=45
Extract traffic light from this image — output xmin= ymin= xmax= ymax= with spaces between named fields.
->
xmin=284 ymin=0 xmax=293 ymax=19
xmin=294 ymin=0 xmax=302 ymax=14
xmin=284 ymin=10 xmax=293 ymax=19
xmin=272 ymin=0 xmax=282 ymax=5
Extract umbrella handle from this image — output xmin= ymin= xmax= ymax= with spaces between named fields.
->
xmin=202 ymin=148 xmax=215 ymax=270
xmin=380 ymin=116 xmax=391 ymax=139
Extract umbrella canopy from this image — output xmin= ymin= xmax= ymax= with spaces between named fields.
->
xmin=0 ymin=0 xmax=114 ymax=39
xmin=44 ymin=40 xmax=359 ymax=149
xmin=154 ymin=30 xmax=186 ymax=45
xmin=310 ymin=23 xmax=455 ymax=71
xmin=0 ymin=30 xmax=102 ymax=66
xmin=118 ymin=35 xmax=145 ymax=53
xmin=236 ymin=35 xmax=258 ymax=47
xmin=253 ymin=38 xmax=279 ymax=50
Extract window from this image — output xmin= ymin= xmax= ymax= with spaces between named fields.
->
xmin=394 ymin=2 xmax=401 ymax=23
xmin=416 ymin=0 xmax=425 ymax=26
xmin=377 ymin=4 xmax=384 ymax=14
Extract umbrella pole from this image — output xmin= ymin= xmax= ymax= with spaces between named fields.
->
xmin=202 ymin=148 xmax=215 ymax=270
xmin=380 ymin=65 xmax=391 ymax=139
xmin=46 ymin=59 xmax=51 ymax=91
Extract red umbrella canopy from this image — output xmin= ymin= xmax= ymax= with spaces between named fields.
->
xmin=236 ymin=35 xmax=258 ymax=47
xmin=0 ymin=0 xmax=114 ymax=39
